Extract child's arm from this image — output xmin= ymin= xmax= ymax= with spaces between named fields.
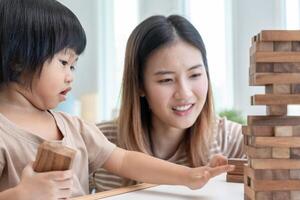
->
xmin=0 ymin=163 xmax=73 ymax=200
xmin=103 ymin=147 xmax=234 ymax=189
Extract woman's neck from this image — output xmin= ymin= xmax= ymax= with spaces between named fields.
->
xmin=150 ymin=117 xmax=186 ymax=160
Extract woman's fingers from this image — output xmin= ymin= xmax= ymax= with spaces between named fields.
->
xmin=208 ymin=165 xmax=235 ymax=177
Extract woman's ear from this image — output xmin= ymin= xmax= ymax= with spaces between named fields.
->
xmin=139 ymin=89 xmax=145 ymax=98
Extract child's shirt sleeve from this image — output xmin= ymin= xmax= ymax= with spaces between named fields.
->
xmin=78 ymin=119 xmax=116 ymax=173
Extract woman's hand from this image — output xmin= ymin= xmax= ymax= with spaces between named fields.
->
xmin=208 ymin=154 xmax=228 ymax=168
xmin=16 ymin=163 xmax=73 ymax=200
xmin=185 ymin=157 xmax=234 ymax=190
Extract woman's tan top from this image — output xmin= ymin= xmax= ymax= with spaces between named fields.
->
xmin=90 ymin=117 xmax=244 ymax=192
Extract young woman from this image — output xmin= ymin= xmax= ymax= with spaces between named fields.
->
xmin=91 ymin=15 xmax=244 ymax=192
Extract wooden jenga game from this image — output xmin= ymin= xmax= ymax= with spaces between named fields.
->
xmin=244 ymin=30 xmax=300 ymax=200
xmin=33 ymin=141 xmax=76 ymax=172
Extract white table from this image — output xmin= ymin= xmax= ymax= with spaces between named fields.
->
xmin=73 ymin=174 xmax=243 ymax=200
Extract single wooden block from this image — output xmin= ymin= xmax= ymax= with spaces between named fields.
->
xmin=290 ymin=169 xmax=300 ymax=180
xmin=259 ymin=30 xmax=300 ymax=41
xmin=292 ymin=41 xmax=300 ymax=51
xmin=272 ymin=148 xmax=290 ymax=159
xmin=250 ymin=42 xmax=274 ymax=55
xmin=274 ymin=41 xmax=292 ymax=51
xmin=226 ymin=174 xmax=244 ymax=183
xmin=33 ymin=141 xmax=76 ymax=172
xmin=273 ymin=63 xmax=300 ymax=73
xmin=266 ymin=105 xmax=287 ymax=116
xmin=293 ymin=125 xmax=300 ymax=136
xmin=273 ymin=170 xmax=290 ymax=180
xmin=250 ymin=63 xmax=273 ymax=75
xmin=251 ymin=136 xmax=300 ymax=148
xmin=248 ymin=116 xmax=300 ymax=126
xmin=272 ymin=191 xmax=290 ymax=200
xmin=265 ymin=84 xmax=291 ymax=94
xmin=245 ymin=145 xmax=272 ymax=159
xmin=291 ymin=148 xmax=300 ymax=159
xmin=250 ymin=73 xmax=300 ymax=86
xmin=292 ymin=84 xmax=300 ymax=94
xmin=251 ymin=159 xmax=300 ymax=170
xmin=291 ymin=190 xmax=300 ymax=200
xmin=243 ymin=126 xmax=274 ymax=137
xmin=254 ymin=52 xmax=300 ymax=63
xmin=275 ymin=126 xmax=293 ymax=137
xmin=251 ymin=94 xmax=300 ymax=105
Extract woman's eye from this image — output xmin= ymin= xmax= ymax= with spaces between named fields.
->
xmin=190 ymin=73 xmax=202 ymax=78
xmin=158 ymin=79 xmax=173 ymax=83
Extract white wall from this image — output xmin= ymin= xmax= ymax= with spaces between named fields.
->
xmin=231 ymin=0 xmax=285 ymax=117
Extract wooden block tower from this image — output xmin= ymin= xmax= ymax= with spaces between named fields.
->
xmin=244 ymin=30 xmax=300 ymax=200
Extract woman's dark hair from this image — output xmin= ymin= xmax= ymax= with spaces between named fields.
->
xmin=119 ymin=15 xmax=215 ymax=167
xmin=0 ymin=0 xmax=86 ymax=85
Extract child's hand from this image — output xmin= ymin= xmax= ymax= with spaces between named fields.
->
xmin=185 ymin=164 xmax=235 ymax=190
xmin=208 ymin=154 xmax=228 ymax=168
xmin=16 ymin=163 xmax=73 ymax=200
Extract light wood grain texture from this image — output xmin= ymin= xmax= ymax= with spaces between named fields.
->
xmin=33 ymin=141 xmax=76 ymax=172
xmin=251 ymin=159 xmax=300 ymax=169
xmin=272 ymin=147 xmax=290 ymax=158
xmin=250 ymin=137 xmax=300 ymax=148
xmin=266 ymin=105 xmax=287 ymax=116
xmin=250 ymin=42 xmax=273 ymax=55
xmin=242 ymin=126 xmax=274 ymax=136
xmin=250 ymin=73 xmax=300 ymax=85
xmin=275 ymin=126 xmax=293 ymax=137
xmin=248 ymin=116 xmax=300 ymax=126
xmin=259 ymin=30 xmax=300 ymax=41
xmin=253 ymin=52 xmax=300 ymax=63
xmin=251 ymin=94 xmax=300 ymax=105
xmin=245 ymin=145 xmax=272 ymax=159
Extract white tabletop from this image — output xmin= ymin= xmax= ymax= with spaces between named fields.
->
xmin=101 ymin=174 xmax=243 ymax=200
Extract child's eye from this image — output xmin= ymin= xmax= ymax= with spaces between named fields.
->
xmin=60 ymin=60 xmax=68 ymax=66
xmin=190 ymin=73 xmax=202 ymax=79
xmin=70 ymin=66 xmax=76 ymax=71
xmin=158 ymin=79 xmax=173 ymax=83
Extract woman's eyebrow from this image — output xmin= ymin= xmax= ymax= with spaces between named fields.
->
xmin=187 ymin=64 xmax=203 ymax=71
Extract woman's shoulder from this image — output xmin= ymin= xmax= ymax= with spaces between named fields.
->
xmin=96 ymin=120 xmax=118 ymax=143
xmin=215 ymin=116 xmax=242 ymax=133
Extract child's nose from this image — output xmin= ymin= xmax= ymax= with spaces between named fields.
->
xmin=65 ymin=72 xmax=74 ymax=83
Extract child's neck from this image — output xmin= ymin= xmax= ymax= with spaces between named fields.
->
xmin=0 ymin=83 xmax=63 ymax=141
xmin=0 ymin=83 xmax=42 ymax=112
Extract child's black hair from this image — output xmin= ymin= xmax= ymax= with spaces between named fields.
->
xmin=0 ymin=0 xmax=86 ymax=85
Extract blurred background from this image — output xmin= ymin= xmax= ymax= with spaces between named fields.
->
xmin=55 ymin=0 xmax=300 ymax=123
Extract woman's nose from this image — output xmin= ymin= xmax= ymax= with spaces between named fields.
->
xmin=174 ymin=81 xmax=192 ymax=100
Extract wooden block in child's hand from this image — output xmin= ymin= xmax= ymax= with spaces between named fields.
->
xmin=33 ymin=141 xmax=76 ymax=172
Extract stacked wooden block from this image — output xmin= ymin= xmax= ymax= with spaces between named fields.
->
xmin=244 ymin=30 xmax=300 ymax=200
xmin=227 ymin=158 xmax=247 ymax=183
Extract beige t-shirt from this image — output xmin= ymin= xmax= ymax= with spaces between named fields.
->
xmin=0 ymin=111 xmax=115 ymax=197
xmin=90 ymin=117 xmax=244 ymax=192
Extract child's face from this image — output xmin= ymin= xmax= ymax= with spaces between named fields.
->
xmin=28 ymin=49 xmax=78 ymax=110
xmin=142 ymin=40 xmax=208 ymax=130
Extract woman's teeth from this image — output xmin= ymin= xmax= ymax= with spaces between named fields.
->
xmin=173 ymin=104 xmax=192 ymax=111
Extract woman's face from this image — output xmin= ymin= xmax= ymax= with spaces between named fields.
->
xmin=142 ymin=40 xmax=209 ymax=130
